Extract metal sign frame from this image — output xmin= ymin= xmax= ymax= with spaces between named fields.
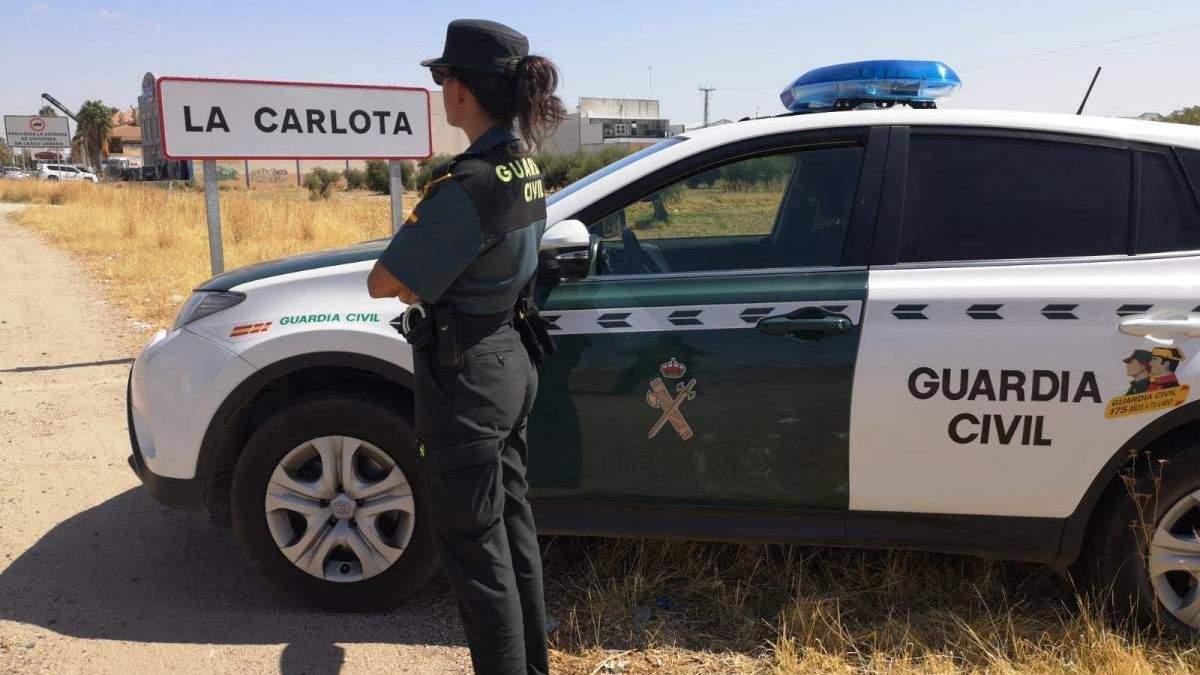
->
xmin=4 ymin=114 xmax=72 ymax=149
xmin=156 ymin=75 xmax=432 ymax=275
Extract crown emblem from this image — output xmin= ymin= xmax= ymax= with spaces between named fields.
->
xmin=659 ymin=358 xmax=686 ymax=379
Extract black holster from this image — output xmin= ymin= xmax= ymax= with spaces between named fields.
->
xmin=513 ymin=279 xmax=557 ymax=367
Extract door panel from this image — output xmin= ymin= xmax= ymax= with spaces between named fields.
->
xmin=850 ymin=258 xmax=1200 ymax=518
xmin=528 ymin=128 xmax=887 ymax=511
xmin=529 ymin=270 xmax=866 ymax=508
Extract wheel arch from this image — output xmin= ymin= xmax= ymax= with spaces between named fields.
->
xmin=1056 ymin=398 xmax=1200 ymax=565
xmin=196 ymin=351 xmax=414 ymax=521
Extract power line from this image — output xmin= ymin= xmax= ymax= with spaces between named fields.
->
xmin=963 ymin=24 xmax=1200 ymax=69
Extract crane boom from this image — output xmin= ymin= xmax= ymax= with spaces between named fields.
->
xmin=40 ymin=93 xmax=78 ymax=122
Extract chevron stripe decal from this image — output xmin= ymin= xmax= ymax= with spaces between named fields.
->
xmin=542 ymin=300 xmax=862 ymax=335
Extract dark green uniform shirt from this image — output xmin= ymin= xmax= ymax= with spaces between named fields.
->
xmin=378 ymin=125 xmax=546 ymax=315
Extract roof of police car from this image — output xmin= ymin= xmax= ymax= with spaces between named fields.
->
xmin=681 ymin=108 xmax=1200 ymax=150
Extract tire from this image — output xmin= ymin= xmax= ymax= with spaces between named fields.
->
xmin=231 ymin=393 xmax=436 ymax=611
xmin=1076 ymin=438 xmax=1200 ymax=636
xmin=46 ymin=176 xmax=58 ymax=181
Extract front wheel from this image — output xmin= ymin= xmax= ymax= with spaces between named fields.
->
xmin=231 ymin=393 xmax=436 ymax=611
xmin=1077 ymin=442 xmax=1200 ymax=635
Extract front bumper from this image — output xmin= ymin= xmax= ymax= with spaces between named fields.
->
xmin=126 ymin=327 xmax=256 ymax=511
xmin=127 ymin=367 xmax=205 ymax=510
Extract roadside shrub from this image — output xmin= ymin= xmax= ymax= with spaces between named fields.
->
xmin=343 ymin=168 xmax=367 ymax=190
xmin=538 ymin=153 xmax=573 ymax=190
xmin=686 ymin=168 xmax=721 ymax=190
xmin=365 ymin=161 xmax=389 ymax=194
xmin=363 ymin=160 xmax=417 ymax=195
xmin=565 ymin=144 xmax=632 ymax=185
xmin=722 ymin=155 xmax=791 ymax=191
xmin=303 ymin=167 xmax=339 ymax=200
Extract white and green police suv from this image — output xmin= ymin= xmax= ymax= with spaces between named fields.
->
xmin=129 ymin=61 xmax=1200 ymax=631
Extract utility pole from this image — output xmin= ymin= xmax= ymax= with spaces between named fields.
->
xmin=698 ymin=85 xmax=716 ymax=128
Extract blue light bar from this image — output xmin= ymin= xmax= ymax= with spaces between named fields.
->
xmin=780 ymin=60 xmax=962 ymax=112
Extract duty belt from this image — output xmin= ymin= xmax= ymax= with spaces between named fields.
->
xmin=390 ymin=303 xmax=513 ymax=369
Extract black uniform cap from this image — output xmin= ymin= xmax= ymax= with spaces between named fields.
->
xmin=421 ymin=19 xmax=529 ymax=74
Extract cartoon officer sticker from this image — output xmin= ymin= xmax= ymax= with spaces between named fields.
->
xmin=1106 ymin=347 xmax=1189 ymax=418
xmin=1122 ymin=349 xmax=1153 ymax=395
xmin=1148 ymin=347 xmax=1184 ymax=391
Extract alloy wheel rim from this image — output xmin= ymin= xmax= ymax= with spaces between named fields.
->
xmin=264 ymin=436 xmax=415 ymax=583
xmin=1148 ymin=488 xmax=1200 ymax=628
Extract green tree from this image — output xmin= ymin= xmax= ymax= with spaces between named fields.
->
xmin=75 ymin=100 xmax=116 ymax=170
xmin=1165 ymin=106 xmax=1200 ymax=126
xmin=38 ymin=105 xmax=58 ymax=117
xmin=0 ymin=139 xmax=13 ymax=166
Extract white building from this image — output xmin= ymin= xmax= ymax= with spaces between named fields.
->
xmin=542 ymin=97 xmax=670 ymax=154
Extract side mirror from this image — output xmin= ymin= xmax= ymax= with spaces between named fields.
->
xmin=539 ymin=219 xmax=591 ymax=281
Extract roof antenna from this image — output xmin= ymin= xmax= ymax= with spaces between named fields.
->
xmin=1075 ymin=66 xmax=1102 ymax=115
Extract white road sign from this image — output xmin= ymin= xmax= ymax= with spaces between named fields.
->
xmin=4 ymin=115 xmax=71 ymax=148
xmin=156 ymin=77 xmax=432 ymax=159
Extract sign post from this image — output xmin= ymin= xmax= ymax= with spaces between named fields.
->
xmin=156 ymin=76 xmax=432 ymax=274
xmin=388 ymin=160 xmax=405 ymax=234
xmin=202 ymin=160 xmax=225 ymax=274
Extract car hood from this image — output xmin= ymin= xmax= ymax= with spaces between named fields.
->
xmin=197 ymin=238 xmax=389 ymax=292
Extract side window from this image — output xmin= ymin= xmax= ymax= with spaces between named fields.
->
xmin=1138 ymin=152 xmax=1199 ymax=254
xmin=898 ymin=135 xmax=1131 ymax=263
xmin=1179 ymin=148 xmax=1200 ymax=207
xmin=591 ymin=144 xmax=864 ymax=275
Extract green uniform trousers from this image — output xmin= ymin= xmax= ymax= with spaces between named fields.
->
xmin=414 ymin=323 xmax=548 ymax=675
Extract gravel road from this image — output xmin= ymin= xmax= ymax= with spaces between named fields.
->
xmin=0 ymin=204 xmax=471 ymax=674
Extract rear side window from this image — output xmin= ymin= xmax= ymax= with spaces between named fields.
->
xmin=899 ymin=135 xmax=1131 ymax=263
xmin=1137 ymin=152 xmax=1199 ymax=253
xmin=1180 ymin=148 xmax=1200 ymax=206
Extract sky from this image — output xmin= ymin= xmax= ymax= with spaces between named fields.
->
xmin=3 ymin=0 xmax=1200 ymax=129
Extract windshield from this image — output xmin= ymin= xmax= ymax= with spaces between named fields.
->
xmin=547 ymin=137 xmax=686 ymax=206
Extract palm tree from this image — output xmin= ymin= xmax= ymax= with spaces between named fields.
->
xmin=38 ymin=105 xmax=58 ymax=117
xmin=75 ymin=100 xmax=116 ymax=171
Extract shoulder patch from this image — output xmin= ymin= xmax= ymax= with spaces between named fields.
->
xmin=420 ymin=172 xmax=454 ymax=200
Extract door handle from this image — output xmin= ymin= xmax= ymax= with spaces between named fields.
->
xmin=1119 ymin=315 xmax=1200 ymax=338
xmin=756 ymin=307 xmax=852 ymax=340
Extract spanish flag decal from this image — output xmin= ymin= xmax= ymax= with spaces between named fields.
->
xmin=230 ymin=321 xmax=272 ymax=338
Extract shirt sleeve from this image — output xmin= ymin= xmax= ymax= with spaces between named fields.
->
xmin=376 ymin=179 xmax=486 ymax=303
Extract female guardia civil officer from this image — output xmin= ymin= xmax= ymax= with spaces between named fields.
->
xmin=366 ymin=19 xmax=566 ymax=675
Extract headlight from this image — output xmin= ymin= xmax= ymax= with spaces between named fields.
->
xmin=171 ymin=291 xmax=246 ymax=330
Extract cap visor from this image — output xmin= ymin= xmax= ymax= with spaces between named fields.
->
xmin=420 ymin=57 xmax=448 ymax=68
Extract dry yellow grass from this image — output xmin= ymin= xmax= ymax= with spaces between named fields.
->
xmin=5 ymin=181 xmax=1200 ymax=674
xmin=0 ymin=180 xmax=408 ymax=332
xmin=544 ymin=539 xmax=1200 ymax=674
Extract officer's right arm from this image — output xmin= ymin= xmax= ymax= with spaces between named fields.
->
xmin=371 ymin=179 xmax=487 ymax=304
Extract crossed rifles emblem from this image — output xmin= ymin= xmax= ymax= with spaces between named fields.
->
xmin=646 ymin=357 xmax=697 ymax=440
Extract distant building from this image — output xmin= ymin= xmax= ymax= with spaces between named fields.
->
xmin=107 ymin=107 xmax=142 ymax=159
xmin=542 ymin=97 xmax=670 ymax=154
xmin=429 ymin=93 xmax=470 ymax=157
xmin=1131 ymin=112 xmax=1166 ymax=122
xmin=137 ymin=72 xmax=192 ymax=180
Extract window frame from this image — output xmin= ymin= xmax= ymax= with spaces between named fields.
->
xmin=566 ymin=125 xmax=889 ymax=283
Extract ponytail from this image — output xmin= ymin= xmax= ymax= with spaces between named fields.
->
xmin=451 ymin=54 xmax=568 ymax=153
xmin=511 ymin=56 xmax=567 ymax=152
